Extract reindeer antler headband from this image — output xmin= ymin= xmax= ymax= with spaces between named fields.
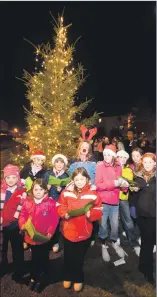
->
xmin=79 ymin=125 xmax=97 ymax=144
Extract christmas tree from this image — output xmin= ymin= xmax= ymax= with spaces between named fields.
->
xmin=11 ymin=15 xmax=99 ymax=167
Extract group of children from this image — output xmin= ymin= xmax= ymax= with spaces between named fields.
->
xmin=0 ymin=138 xmax=156 ymax=292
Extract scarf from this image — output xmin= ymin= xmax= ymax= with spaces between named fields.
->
xmin=53 ymin=168 xmax=65 ymax=177
xmin=31 ymin=164 xmax=42 ymax=176
xmin=141 ymin=167 xmax=156 ymax=182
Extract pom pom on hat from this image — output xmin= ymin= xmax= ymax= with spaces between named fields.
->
xmin=117 ymin=150 xmax=129 ymax=160
xmin=3 ymin=164 xmax=20 ymax=179
xmin=103 ymin=144 xmax=117 ymax=157
xmin=30 ymin=150 xmax=46 ymax=161
xmin=52 ymin=154 xmax=68 ymax=166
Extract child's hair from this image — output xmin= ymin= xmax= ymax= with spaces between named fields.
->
xmin=76 ymin=141 xmax=93 ymax=161
xmin=131 ymin=147 xmax=144 ymax=157
xmin=31 ymin=178 xmax=47 ymax=195
xmin=54 ymin=157 xmax=65 ymax=164
xmin=71 ymin=167 xmax=90 ymax=193
xmin=137 ymin=153 xmax=156 ymax=172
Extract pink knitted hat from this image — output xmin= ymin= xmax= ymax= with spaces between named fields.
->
xmin=1 ymin=164 xmax=22 ymax=191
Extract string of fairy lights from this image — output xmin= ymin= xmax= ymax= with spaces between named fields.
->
xmin=13 ymin=16 xmax=80 ymax=165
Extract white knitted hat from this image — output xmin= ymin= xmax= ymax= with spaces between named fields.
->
xmin=52 ymin=154 xmax=68 ymax=166
xmin=117 ymin=150 xmax=129 ymax=160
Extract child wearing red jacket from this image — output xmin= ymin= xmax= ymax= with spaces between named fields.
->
xmin=56 ymin=167 xmax=102 ymax=292
xmin=0 ymin=164 xmax=26 ymax=281
xmin=19 ymin=178 xmax=59 ymax=293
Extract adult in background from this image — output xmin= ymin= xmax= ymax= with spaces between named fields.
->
xmin=124 ymin=130 xmax=137 ymax=155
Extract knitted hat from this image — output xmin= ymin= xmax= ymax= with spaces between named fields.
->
xmin=4 ymin=164 xmax=20 ymax=179
xmin=2 ymin=164 xmax=23 ymax=191
xmin=30 ymin=150 xmax=46 ymax=161
xmin=117 ymin=150 xmax=129 ymax=160
xmin=52 ymin=154 xmax=68 ymax=166
xmin=103 ymin=144 xmax=117 ymax=157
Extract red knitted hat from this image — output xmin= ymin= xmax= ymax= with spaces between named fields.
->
xmin=30 ymin=150 xmax=46 ymax=161
xmin=103 ymin=144 xmax=117 ymax=157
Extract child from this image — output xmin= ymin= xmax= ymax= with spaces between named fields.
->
xmin=44 ymin=154 xmax=70 ymax=253
xmin=69 ymin=140 xmax=97 ymax=246
xmin=20 ymin=150 xmax=46 ymax=182
xmin=19 ymin=179 xmax=59 ymax=292
xmin=95 ymin=145 xmax=128 ymax=262
xmin=130 ymin=147 xmax=144 ymax=172
xmin=56 ymin=167 xmax=102 ymax=292
xmin=0 ymin=164 xmax=26 ymax=281
xmin=129 ymin=148 xmax=144 ymax=238
xmin=116 ymin=150 xmax=140 ymax=256
xmin=20 ymin=150 xmax=46 ymax=249
xmin=69 ymin=140 xmax=96 ymax=184
xmin=133 ymin=153 xmax=156 ymax=284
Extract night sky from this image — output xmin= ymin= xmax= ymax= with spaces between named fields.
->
xmin=1 ymin=1 xmax=156 ymax=129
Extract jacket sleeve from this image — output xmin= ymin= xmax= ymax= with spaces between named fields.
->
xmin=68 ymin=162 xmax=77 ymax=175
xmin=121 ymin=168 xmax=133 ymax=192
xmin=88 ymin=193 xmax=102 ymax=222
xmin=134 ymin=177 xmax=146 ymax=189
xmin=43 ymin=171 xmax=50 ymax=184
xmin=95 ymin=164 xmax=117 ymax=191
xmin=47 ymin=202 xmax=59 ymax=236
xmin=18 ymin=200 xmax=30 ymax=229
xmin=56 ymin=191 xmax=69 ymax=218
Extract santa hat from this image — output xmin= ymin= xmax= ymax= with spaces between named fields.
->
xmin=117 ymin=150 xmax=129 ymax=160
xmin=30 ymin=150 xmax=46 ymax=161
xmin=52 ymin=154 xmax=68 ymax=166
xmin=103 ymin=144 xmax=117 ymax=157
xmin=2 ymin=164 xmax=22 ymax=190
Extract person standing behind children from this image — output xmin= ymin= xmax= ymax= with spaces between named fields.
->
xmin=56 ymin=167 xmax=102 ymax=292
xmin=116 ymin=150 xmax=140 ymax=256
xmin=44 ymin=154 xmax=70 ymax=253
xmin=95 ymin=145 xmax=129 ymax=262
xmin=133 ymin=153 xmax=156 ymax=284
xmin=19 ymin=179 xmax=59 ymax=293
xmin=0 ymin=164 xmax=26 ymax=281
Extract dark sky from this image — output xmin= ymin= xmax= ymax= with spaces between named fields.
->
xmin=1 ymin=1 xmax=156 ymax=129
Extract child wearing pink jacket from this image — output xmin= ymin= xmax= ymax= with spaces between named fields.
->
xmin=19 ymin=178 xmax=59 ymax=293
xmin=95 ymin=145 xmax=129 ymax=262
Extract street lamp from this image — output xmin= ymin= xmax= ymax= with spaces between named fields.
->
xmin=14 ymin=128 xmax=18 ymax=133
xmin=98 ymin=118 xmax=102 ymax=123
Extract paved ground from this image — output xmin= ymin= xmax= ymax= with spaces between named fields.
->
xmin=1 ymin=236 xmax=156 ymax=297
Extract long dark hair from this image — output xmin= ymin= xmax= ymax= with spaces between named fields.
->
xmin=71 ymin=167 xmax=90 ymax=194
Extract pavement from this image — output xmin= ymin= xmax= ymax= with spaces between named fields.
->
xmin=0 ymin=236 xmax=156 ymax=297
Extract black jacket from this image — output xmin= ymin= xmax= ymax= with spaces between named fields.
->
xmin=134 ymin=174 xmax=156 ymax=218
xmin=20 ymin=162 xmax=46 ymax=181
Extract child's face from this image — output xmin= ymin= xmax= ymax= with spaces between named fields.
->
xmin=103 ymin=152 xmax=113 ymax=164
xmin=117 ymin=156 xmax=127 ymax=167
xmin=73 ymin=173 xmax=87 ymax=190
xmin=32 ymin=157 xmax=44 ymax=167
xmin=54 ymin=160 xmax=65 ymax=172
xmin=80 ymin=142 xmax=89 ymax=155
xmin=142 ymin=157 xmax=156 ymax=172
xmin=33 ymin=184 xmax=46 ymax=200
xmin=5 ymin=175 xmax=18 ymax=187
xmin=132 ymin=151 xmax=142 ymax=164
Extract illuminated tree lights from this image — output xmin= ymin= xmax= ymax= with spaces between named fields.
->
xmin=11 ymin=15 xmax=99 ymax=167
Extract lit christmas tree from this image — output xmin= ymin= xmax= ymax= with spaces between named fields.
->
xmin=11 ymin=15 xmax=99 ymax=167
